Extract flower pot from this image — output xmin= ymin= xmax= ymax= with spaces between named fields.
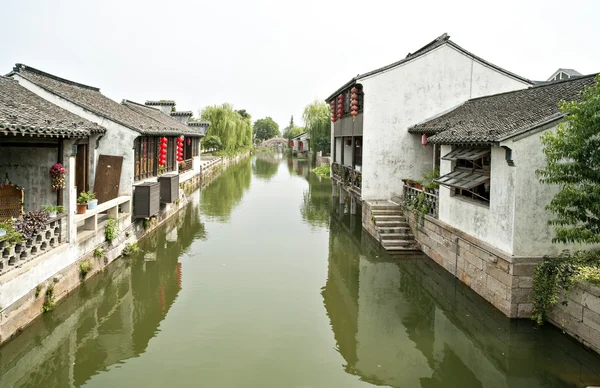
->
xmin=87 ymin=199 xmax=98 ymax=210
xmin=48 ymin=211 xmax=57 ymax=218
xmin=77 ymin=203 xmax=87 ymax=214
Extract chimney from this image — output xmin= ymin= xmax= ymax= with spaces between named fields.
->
xmin=145 ymin=100 xmax=175 ymax=115
xmin=170 ymin=111 xmax=193 ymax=125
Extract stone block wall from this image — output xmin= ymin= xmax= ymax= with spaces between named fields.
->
xmin=361 ymin=201 xmax=380 ymax=241
xmin=548 ymin=282 xmax=600 ymax=353
xmin=406 ymin=211 xmax=541 ymax=318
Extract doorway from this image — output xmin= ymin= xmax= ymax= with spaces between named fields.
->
xmin=75 ymin=143 xmax=89 ymax=197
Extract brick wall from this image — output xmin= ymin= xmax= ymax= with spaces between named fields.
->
xmin=406 ymin=211 xmax=541 ymax=318
xmin=548 ymin=282 xmax=600 ymax=353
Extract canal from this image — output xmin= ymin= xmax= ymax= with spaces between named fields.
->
xmin=1 ymin=153 xmax=600 ymax=388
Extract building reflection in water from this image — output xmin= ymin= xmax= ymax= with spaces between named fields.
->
xmin=0 ymin=191 xmax=205 ymax=388
xmin=323 ymin=210 xmax=600 ymax=388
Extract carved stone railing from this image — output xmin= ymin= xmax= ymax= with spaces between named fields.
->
xmin=332 ymin=162 xmax=361 ymax=193
xmin=403 ymin=184 xmax=439 ymax=218
xmin=0 ymin=216 xmax=65 ymax=275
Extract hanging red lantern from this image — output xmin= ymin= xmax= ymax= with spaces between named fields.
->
xmin=290 ymin=141 xmax=294 ymax=146
xmin=351 ymin=99 xmax=358 ymax=106
xmin=337 ymin=113 xmax=342 ymax=119
xmin=351 ymin=105 xmax=358 ymax=111
xmin=161 ymin=137 xmax=168 ymax=144
xmin=421 ymin=134 xmax=429 ymax=147
xmin=160 ymin=149 xmax=167 ymax=156
xmin=351 ymin=87 xmax=358 ymax=93
xmin=351 ymin=111 xmax=358 ymax=117
xmin=351 ymin=93 xmax=358 ymax=100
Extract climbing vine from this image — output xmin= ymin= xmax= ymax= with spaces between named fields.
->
xmin=531 ymin=250 xmax=600 ymax=325
xmin=403 ymin=192 xmax=431 ymax=226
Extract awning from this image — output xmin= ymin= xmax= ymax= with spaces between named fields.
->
xmin=441 ymin=148 xmax=490 ymax=161
xmin=434 ymin=168 xmax=489 ymax=190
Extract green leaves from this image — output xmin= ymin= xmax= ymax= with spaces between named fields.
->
xmin=302 ymin=100 xmax=331 ymax=156
xmin=200 ymin=104 xmax=252 ymax=152
xmin=537 ymin=75 xmax=600 ymax=244
xmin=253 ymin=117 xmax=280 ymax=142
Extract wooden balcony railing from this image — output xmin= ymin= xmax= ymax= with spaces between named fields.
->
xmin=179 ymin=158 xmax=193 ymax=173
xmin=403 ymin=184 xmax=439 ymax=219
xmin=332 ymin=162 xmax=361 ymax=193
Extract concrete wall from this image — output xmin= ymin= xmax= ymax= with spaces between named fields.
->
xmin=12 ymin=74 xmax=139 ymax=197
xmin=359 ymin=44 xmax=530 ymax=200
xmin=0 ymin=145 xmax=58 ymax=211
xmin=343 ymin=140 xmax=353 ymax=167
xmin=438 ymin=145 xmax=516 ymax=255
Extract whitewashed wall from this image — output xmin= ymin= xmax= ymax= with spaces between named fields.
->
xmin=12 ymin=75 xmax=139 ymax=197
xmin=359 ymin=44 xmax=530 ymax=200
xmin=507 ymin=125 xmax=596 ymax=256
xmin=438 ymin=145 xmax=516 ymax=255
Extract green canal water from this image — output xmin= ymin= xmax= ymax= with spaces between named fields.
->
xmin=1 ymin=153 xmax=600 ymax=387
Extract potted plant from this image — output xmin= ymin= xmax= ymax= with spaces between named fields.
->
xmin=86 ymin=191 xmax=98 ymax=210
xmin=421 ymin=168 xmax=440 ymax=194
xmin=43 ymin=205 xmax=64 ymax=218
xmin=77 ymin=192 xmax=90 ymax=214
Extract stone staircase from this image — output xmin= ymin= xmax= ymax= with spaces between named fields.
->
xmin=370 ymin=201 xmax=418 ymax=252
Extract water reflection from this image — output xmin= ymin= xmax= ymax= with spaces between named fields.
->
xmin=323 ymin=215 xmax=600 ymax=388
xmin=252 ymin=152 xmax=281 ymax=181
xmin=0 ymin=194 xmax=205 ymax=388
xmin=200 ymin=157 xmax=252 ymax=222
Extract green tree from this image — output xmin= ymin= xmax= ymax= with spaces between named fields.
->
xmin=253 ymin=117 xmax=280 ymax=143
xmin=200 ymin=104 xmax=252 ymax=152
xmin=302 ymin=100 xmax=331 ymax=160
xmin=203 ymin=135 xmax=222 ymax=151
xmin=282 ymin=115 xmax=302 ymax=139
xmin=537 ymin=75 xmax=600 ymax=243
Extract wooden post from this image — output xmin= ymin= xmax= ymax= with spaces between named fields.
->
xmin=351 ymin=136 xmax=355 ymax=170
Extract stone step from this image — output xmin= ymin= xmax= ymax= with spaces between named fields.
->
xmin=375 ymin=220 xmax=410 ymax=228
xmin=380 ymin=232 xmax=413 ymax=240
xmin=381 ymin=239 xmax=414 ymax=247
xmin=378 ymin=226 xmax=411 ymax=234
xmin=368 ymin=201 xmax=401 ymax=211
xmin=372 ymin=209 xmax=404 ymax=216
xmin=373 ymin=215 xmax=406 ymax=221
xmin=385 ymin=246 xmax=421 ymax=253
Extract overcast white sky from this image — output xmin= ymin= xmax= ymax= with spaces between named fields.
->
xmin=1 ymin=0 xmax=599 ymax=129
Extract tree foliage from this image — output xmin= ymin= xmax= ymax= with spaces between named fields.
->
xmin=537 ymin=75 xmax=600 ymax=244
xmin=200 ymin=103 xmax=252 ymax=152
xmin=253 ymin=117 xmax=280 ymax=143
xmin=302 ymin=100 xmax=331 ymax=158
xmin=282 ymin=115 xmax=304 ymax=140
xmin=203 ymin=135 xmax=223 ymax=151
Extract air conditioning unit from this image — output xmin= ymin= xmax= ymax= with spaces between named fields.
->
xmin=158 ymin=173 xmax=179 ymax=203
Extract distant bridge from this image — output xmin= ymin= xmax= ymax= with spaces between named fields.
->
xmin=257 ymin=137 xmax=287 ymax=149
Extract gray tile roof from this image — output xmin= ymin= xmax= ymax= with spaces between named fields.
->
xmin=10 ymin=64 xmax=201 ymax=137
xmin=410 ymin=74 xmax=598 ymax=145
xmin=326 ymin=33 xmax=532 ymax=102
xmin=0 ymin=76 xmax=106 ymax=138
xmin=120 ymin=100 xmax=203 ymax=137
xmin=145 ymin=100 xmax=175 ymax=106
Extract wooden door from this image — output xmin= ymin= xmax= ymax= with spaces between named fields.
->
xmin=93 ymin=155 xmax=123 ymax=204
xmin=75 ymin=144 xmax=89 ymax=196
xmin=184 ymin=138 xmax=192 ymax=160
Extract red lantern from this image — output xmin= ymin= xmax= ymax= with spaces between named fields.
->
xmin=351 ymin=99 xmax=358 ymax=106
xmin=351 ymin=111 xmax=358 ymax=117
xmin=351 ymin=105 xmax=358 ymax=111
xmin=290 ymin=141 xmax=294 ymax=146
xmin=161 ymin=137 xmax=168 ymax=144
xmin=159 ymin=149 xmax=166 ymax=156
xmin=351 ymin=93 xmax=358 ymax=100
xmin=421 ymin=134 xmax=429 ymax=147
xmin=337 ymin=113 xmax=342 ymax=119
xmin=351 ymin=87 xmax=358 ymax=93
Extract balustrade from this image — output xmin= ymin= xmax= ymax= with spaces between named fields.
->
xmin=403 ymin=184 xmax=439 ymax=218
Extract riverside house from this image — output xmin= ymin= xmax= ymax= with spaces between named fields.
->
xmin=8 ymin=64 xmax=206 ymax=207
xmin=406 ymin=74 xmax=598 ymax=318
xmin=327 ymin=33 xmax=533 ymax=215
xmin=290 ymin=132 xmax=310 ymax=156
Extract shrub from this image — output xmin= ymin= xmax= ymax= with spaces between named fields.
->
xmin=79 ymin=259 xmax=93 ymax=281
xmin=105 ymin=218 xmax=119 ymax=243
xmin=122 ymin=242 xmax=139 ymax=257
xmin=93 ymin=247 xmax=105 ymax=258
xmin=14 ymin=211 xmax=48 ymax=241
xmin=42 ymin=284 xmax=55 ymax=313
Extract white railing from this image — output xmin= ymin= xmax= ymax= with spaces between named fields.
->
xmin=403 ymin=184 xmax=439 ymax=218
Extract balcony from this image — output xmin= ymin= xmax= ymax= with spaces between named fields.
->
xmin=332 ymin=162 xmax=361 ymax=194
xmin=403 ymin=183 xmax=439 ymax=219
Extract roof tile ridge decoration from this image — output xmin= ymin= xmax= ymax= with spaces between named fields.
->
xmin=170 ymin=111 xmax=193 ymax=116
xmin=122 ymin=100 xmax=182 ymax=127
xmin=122 ymin=99 xmax=160 ymax=110
xmin=188 ymin=121 xmax=210 ymax=127
xmin=145 ymin=100 xmax=176 ymax=106
xmin=12 ymin=63 xmax=101 ymax=91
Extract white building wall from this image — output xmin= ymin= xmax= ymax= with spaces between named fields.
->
xmin=438 ymin=145 xmax=516 ymax=255
xmin=334 ymin=138 xmax=343 ymax=164
xmin=12 ymin=74 xmax=139 ymax=197
xmin=343 ymin=141 xmax=353 ymax=167
xmin=359 ymin=44 xmax=530 ymax=200
xmin=507 ymin=126 xmax=596 ymax=257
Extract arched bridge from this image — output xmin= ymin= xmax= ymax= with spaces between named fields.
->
xmin=257 ymin=137 xmax=288 ymax=149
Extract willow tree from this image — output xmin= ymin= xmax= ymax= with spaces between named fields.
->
xmin=200 ymin=104 xmax=252 ymax=152
xmin=302 ymin=100 xmax=331 ymax=160
xmin=537 ymin=75 xmax=600 ymax=244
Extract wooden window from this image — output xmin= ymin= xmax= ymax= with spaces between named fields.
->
xmin=134 ymin=136 xmax=161 ymax=181
xmin=436 ymin=148 xmax=491 ymax=203
xmin=192 ymin=138 xmax=200 ymax=157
